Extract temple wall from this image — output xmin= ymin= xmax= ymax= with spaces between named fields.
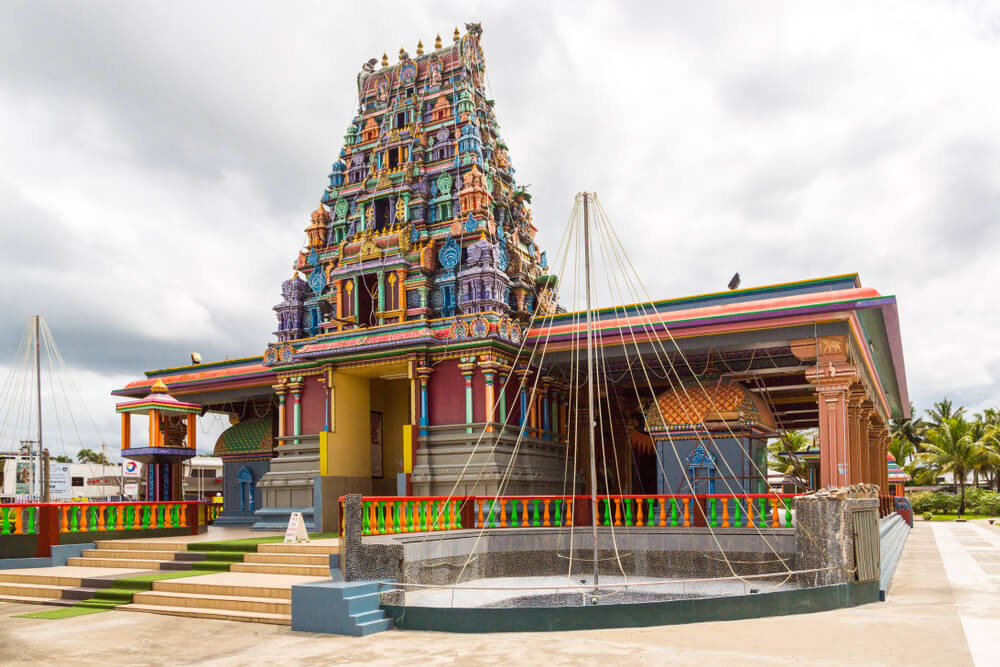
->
xmin=428 ymin=359 xmax=463 ymax=425
xmin=655 ymin=436 xmax=766 ymax=496
xmin=301 ymin=375 xmax=326 ymax=434
xmin=370 ymin=378 xmax=410 ymax=495
xmin=325 ymin=371 xmax=371 ymax=478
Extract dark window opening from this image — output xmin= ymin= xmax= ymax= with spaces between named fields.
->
xmin=358 ymin=273 xmax=379 ymax=327
xmin=407 ymin=87 xmax=414 ymax=97
xmin=375 ymin=199 xmax=390 ymax=231
xmin=396 ymin=112 xmax=406 ymax=128
xmin=72 ymin=477 xmax=84 ymax=487
xmin=388 ymin=149 xmax=399 ymax=169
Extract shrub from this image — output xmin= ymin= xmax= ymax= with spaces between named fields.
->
xmin=923 ymin=512 xmax=933 ymax=521
xmin=908 ymin=492 xmax=959 ymax=514
xmin=966 ymin=489 xmax=1000 ymax=515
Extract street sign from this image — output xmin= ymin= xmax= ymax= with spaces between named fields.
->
xmin=124 ymin=483 xmax=139 ymax=497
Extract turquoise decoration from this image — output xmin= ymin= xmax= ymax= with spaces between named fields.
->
xmin=437 ymin=171 xmax=453 ymax=195
xmin=410 ymin=225 xmax=419 ymax=242
xmin=307 ymin=250 xmax=319 ymax=267
xmin=439 ymin=236 xmax=460 ymax=269
xmin=539 ymin=251 xmax=548 ymax=270
xmin=308 ymin=269 xmax=326 ymax=294
xmin=463 ymin=213 xmax=477 ymax=233
xmin=496 ymin=243 xmax=508 ymax=271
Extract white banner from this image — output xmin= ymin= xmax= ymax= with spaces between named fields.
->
xmin=122 ymin=461 xmax=142 ymax=478
xmin=48 ymin=463 xmax=71 ymax=498
xmin=124 ymin=483 xmax=139 ymax=497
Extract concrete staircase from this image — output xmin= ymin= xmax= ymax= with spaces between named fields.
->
xmin=118 ymin=540 xmax=340 ymax=625
xmin=65 ymin=540 xmax=239 ymax=572
xmin=291 ymin=580 xmax=393 ymax=636
xmin=879 ymin=512 xmax=911 ymax=599
xmin=0 ymin=567 xmax=132 ymax=606
xmin=229 ymin=543 xmax=333 ymax=577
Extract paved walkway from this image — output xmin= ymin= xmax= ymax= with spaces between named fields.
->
xmin=0 ymin=521 xmax=991 ymax=665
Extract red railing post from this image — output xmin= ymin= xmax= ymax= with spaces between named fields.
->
xmin=35 ymin=504 xmax=60 ymax=558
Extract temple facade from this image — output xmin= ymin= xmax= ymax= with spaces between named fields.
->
xmin=111 ymin=26 xmax=910 ymax=531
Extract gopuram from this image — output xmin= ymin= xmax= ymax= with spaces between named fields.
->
xmin=112 ymin=24 xmax=909 ymax=533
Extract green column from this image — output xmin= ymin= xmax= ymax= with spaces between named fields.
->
xmin=377 ymin=271 xmax=385 ymax=326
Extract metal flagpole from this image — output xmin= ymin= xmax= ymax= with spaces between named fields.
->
xmin=582 ymin=193 xmax=599 ymax=599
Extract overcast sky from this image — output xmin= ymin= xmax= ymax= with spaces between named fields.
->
xmin=1 ymin=1 xmax=998 ymax=460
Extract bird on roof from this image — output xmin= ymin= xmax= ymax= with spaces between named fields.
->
xmin=728 ymin=272 xmax=741 ymax=290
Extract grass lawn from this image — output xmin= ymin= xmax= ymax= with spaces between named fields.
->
xmin=921 ymin=514 xmax=1000 ymax=521
xmin=190 ymin=531 xmax=340 ymax=551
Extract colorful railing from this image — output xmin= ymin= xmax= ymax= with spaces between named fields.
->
xmin=56 ymin=502 xmax=194 ymax=532
xmin=0 ymin=504 xmax=40 ymax=535
xmin=343 ymin=494 xmax=800 ymax=537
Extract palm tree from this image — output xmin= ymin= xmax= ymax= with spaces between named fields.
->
xmin=919 ymin=417 xmax=993 ymax=516
xmin=890 ymin=403 xmax=925 ymax=464
xmin=926 ymin=398 xmax=965 ymax=428
xmin=768 ymin=430 xmax=814 ymax=489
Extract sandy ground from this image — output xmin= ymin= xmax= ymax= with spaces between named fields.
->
xmin=0 ymin=521 xmax=988 ymax=666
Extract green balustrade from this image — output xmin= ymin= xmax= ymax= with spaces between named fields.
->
xmin=553 ymin=499 xmax=563 ymax=526
xmin=602 ymin=498 xmax=612 ymax=526
xmin=646 ymin=498 xmax=656 ymax=526
xmin=510 ymin=499 xmax=519 ymax=527
xmin=709 ymin=498 xmax=717 ymax=527
xmin=784 ymin=498 xmax=793 ymax=527
xmin=623 ymin=498 xmax=633 ymax=526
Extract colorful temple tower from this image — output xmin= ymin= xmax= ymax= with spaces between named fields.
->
xmin=250 ymin=24 xmax=562 ymax=529
xmin=115 ymin=380 xmax=200 ymax=502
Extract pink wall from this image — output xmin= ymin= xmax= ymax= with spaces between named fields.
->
xmin=301 ymin=376 xmax=326 ymax=434
xmin=429 ymin=359 xmax=464 ymax=426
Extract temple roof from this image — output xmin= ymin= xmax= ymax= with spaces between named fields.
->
xmin=645 ymin=381 xmax=776 ymax=433
xmin=213 ymin=416 xmax=274 ymax=458
xmin=115 ymin=379 xmax=202 ymax=415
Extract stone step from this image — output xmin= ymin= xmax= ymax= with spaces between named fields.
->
xmin=230 ymin=563 xmax=329 ymax=577
xmin=0 ymin=572 xmax=84 ymax=587
xmin=257 ymin=541 xmax=339 ymax=555
xmin=66 ymin=557 xmax=178 ymax=570
xmin=95 ymin=540 xmax=189 ymax=551
xmin=0 ymin=593 xmax=76 ymax=606
xmin=133 ymin=590 xmax=290 ymax=614
xmin=119 ymin=603 xmax=291 ymax=625
xmin=0 ymin=582 xmax=66 ymax=599
xmin=152 ymin=574 xmax=320 ymax=600
xmin=243 ymin=553 xmax=329 ymax=565
xmin=83 ymin=549 xmax=186 ymax=561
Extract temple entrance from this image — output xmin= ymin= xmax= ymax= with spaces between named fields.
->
xmin=358 ymin=274 xmax=379 ymax=328
xmin=237 ymin=466 xmax=255 ymax=513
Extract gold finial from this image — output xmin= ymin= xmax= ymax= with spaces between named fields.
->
xmin=151 ymin=379 xmax=169 ymax=394
xmin=417 ymin=39 xmax=424 ymax=55
xmin=453 ymin=26 xmax=460 ymax=42
xmin=381 ymin=52 xmax=389 ymax=67
xmin=399 ymin=46 xmax=405 ymax=60
xmin=435 ymin=33 xmax=442 ymax=49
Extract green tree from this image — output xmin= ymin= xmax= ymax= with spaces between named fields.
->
xmin=51 ymin=455 xmax=73 ymax=463
xmin=76 ymin=448 xmax=111 ymax=465
xmin=768 ymin=430 xmax=814 ymax=489
xmin=890 ymin=403 xmax=925 ymax=465
xmin=919 ymin=417 xmax=994 ymax=516
xmin=926 ymin=398 xmax=965 ymax=427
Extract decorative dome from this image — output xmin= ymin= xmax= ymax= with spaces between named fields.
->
xmin=645 ymin=381 xmax=776 ymax=433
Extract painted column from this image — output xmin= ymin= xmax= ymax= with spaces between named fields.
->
xmin=458 ymin=357 xmax=476 ymax=435
xmin=353 ymin=276 xmax=359 ymax=324
xmin=480 ymin=361 xmax=497 ymax=433
xmin=795 ymin=335 xmax=856 ymax=489
xmin=541 ymin=379 xmax=551 ymax=439
xmin=290 ymin=382 xmax=303 ymax=445
xmin=274 ymin=383 xmax=287 ymax=444
xmin=377 ymin=270 xmax=385 ymax=326
xmin=334 ymin=279 xmax=344 ymax=330
xmin=120 ymin=413 xmax=130 ymax=450
xmin=417 ymin=364 xmax=433 ymax=437
xmin=516 ymin=367 xmax=532 ymax=435
xmin=186 ymin=414 xmax=197 ymax=450
xmin=846 ymin=388 xmax=864 ymax=484
xmin=497 ymin=372 xmax=507 ymax=426
xmin=396 ymin=268 xmax=407 ymax=322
